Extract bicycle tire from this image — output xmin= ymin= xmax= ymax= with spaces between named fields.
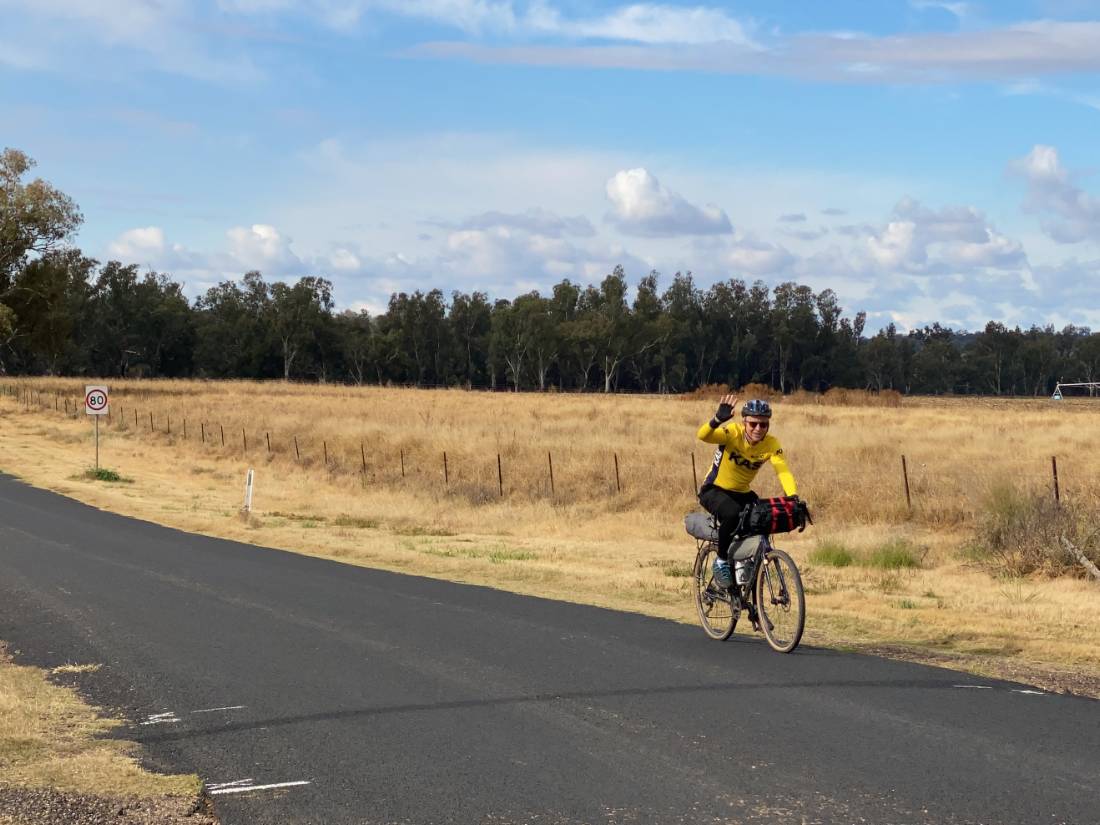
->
xmin=693 ymin=543 xmax=738 ymax=641
xmin=755 ymin=547 xmax=805 ymax=653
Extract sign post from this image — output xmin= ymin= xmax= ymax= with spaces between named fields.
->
xmin=84 ymin=385 xmax=109 ymax=470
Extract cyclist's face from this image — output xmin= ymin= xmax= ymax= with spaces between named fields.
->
xmin=743 ymin=417 xmax=770 ymax=443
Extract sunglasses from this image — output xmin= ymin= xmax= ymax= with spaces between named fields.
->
xmin=744 ymin=420 xmax=770 ymax=429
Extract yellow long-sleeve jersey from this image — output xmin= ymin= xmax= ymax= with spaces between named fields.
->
xmin=696 ymin=420 xmax=797 ymax=496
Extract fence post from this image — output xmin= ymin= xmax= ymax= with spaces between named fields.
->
xmin=266 ymin=432 xmax=271 ymax=453
xmin=497 ymin=453 xmax=504 ymax=497
xmin=150 ymin=411 xmax=154 ymax=431
xmin=443 ymin=451 xmax=449 ymax=485
xmin=220 ymin=425 xmax=225 ymax=447
xmin=294 ymin=435 xmax=300 ymax=461
xmin=201 ymin=422 xmax=206 ymax=443
xmin=691 ymin=453 xmax=698 ymax=491
xmin=1052 ymin=456 xmax=1060 ymax=503
xmin=323 ymin=440 xmax=328 ymax=465
xmin=901 ymin=454 xmax=912 ymax=511
xmin=548 ymin=451 xmax=555 ymax=495
xmin=167 ymin=415 xmax=171 ymax=435
xmin=183 ymin=418 xmax=187 ymax=439
xmin=242 ymin=429 xmax=247 ymax=453
xmin=361 ymin=443 xmax=367 ymax=474
xmin=614 ymin=452 xmax=621 ymax=494
xmin=400 ymin=448 xmax=405 ymax=478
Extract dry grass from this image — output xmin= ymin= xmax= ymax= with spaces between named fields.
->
xmin=3 ymin=379 xmax=1100 ymax=695
xmin=0 ymin=643 xmax=200 ymax=797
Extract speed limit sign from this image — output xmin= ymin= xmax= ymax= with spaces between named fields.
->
xmin=85 ymin=385 xmax=109 ymax=416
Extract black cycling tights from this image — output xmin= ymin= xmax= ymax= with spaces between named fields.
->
xmin=698 ymin=485 xmax=758 ymax=561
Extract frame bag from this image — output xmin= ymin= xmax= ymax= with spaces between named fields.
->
xmin=741 ymin=496 xmax=812 ymax=536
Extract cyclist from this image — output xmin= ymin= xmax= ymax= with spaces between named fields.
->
xmin=697 ymin=394 xmax=797 ymax=588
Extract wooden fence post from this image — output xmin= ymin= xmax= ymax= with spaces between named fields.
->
xmin=691 ymin=453 xmax=698 ymax=491
xmin=901 ymin=455 xmax=912 ymax=511
xmin=1052 ymin=456 xmax=1060 ymax=503
xmin=497 ymin=453 xmax=504 ymax=497
xmin=614 ymin=453 xmax=621 ymax=493
xmin=294 ymin=435 xmax=300 ymax=461
xmin=548 ymin=451 xmax=555 ymax=495
xmin=167 ymin=415 xmax=171 ymax=435
xmin=266 ymin=432 xmax=271 ymax=453
xmin=361 ymin=443 xmax=367 ymax=474
xmin=242 ymin=429 xmax=247 ymax=453
xmin=183 ymin=418 xmax=187 ymax=439
xmin=220 ymin=425 xmax=225 ymax=447
xmin=201 ymin=422 xmax=205 ymax=443
xmin=443 ymin=451 xmax=449 ymax=485
xmin=323 ymin=440 xmax=328 ymax=465
xmin=400 ymin=449 xmax=405 ymax=478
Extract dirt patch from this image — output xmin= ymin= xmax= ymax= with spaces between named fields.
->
xmin=0 ymin=785 xmax=215 ymax=825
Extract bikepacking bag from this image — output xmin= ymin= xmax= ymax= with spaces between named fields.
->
xmin=741 ymin=496 xmax=812 ymax=536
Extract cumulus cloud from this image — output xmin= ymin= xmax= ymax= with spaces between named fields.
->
xmin=107 ymin=226 xmax=167 ymax=260
xmin=1010 ymin=144 xmax=1100 ymax=244
xmin=725 ymin=236 xmax=794 ymax=275
xmin=226 ymin=224 xmax=305 ymax=275
xmin=863 ymin=197 xmax=1026 ymax=273
xmin=605 ymin=168 xmax=732 ymax=237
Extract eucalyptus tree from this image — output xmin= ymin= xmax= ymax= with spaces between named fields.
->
xmin=0 ymin=148 xmax=82 ymax=292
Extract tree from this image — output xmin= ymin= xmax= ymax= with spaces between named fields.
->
xmin=449 ymin=291 xmax=492 ymax=388
xmin=1 ymin=149 xmax=83 ymax=292
xmin=269 ymin=276 xmax=334 ymax=381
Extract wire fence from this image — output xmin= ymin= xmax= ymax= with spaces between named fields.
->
xmin=3 ymin=382 xmax=1092 ymax=523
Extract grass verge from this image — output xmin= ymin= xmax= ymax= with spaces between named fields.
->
xmin=0 ymin=642 xmax=209 ymax=822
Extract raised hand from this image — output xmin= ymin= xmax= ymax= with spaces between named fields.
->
xmin=714 ymin=393 xmax=738 ymax=423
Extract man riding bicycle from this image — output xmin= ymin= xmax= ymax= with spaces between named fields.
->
xmin=697 ymin=394 xmax=797 ymax=589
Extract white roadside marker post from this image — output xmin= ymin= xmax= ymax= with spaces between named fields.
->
xmin=242 ymin=468 xmax=255 ymax=513
xmin=84 ymin=385 xmax=109 ymax=471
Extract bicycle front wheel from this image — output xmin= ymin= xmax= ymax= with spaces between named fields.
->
xmin=755 ymin=547 xmax=805 ymax=653
xmin=693 ymin=543 xmax=738 ymax=641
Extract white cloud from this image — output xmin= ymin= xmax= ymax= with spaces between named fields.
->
xmin=107 ymin=226 xmax=166 ymax=260
xmin=725 ymin=236 xmax=794 ymax=275
xmin=1 ymin=0 xmax=264 ymax=83
xmin=410 ymin=18 xmax=1100 ymax=84
xmin=226 ymin=224 xmax=305 ymax=274
xmin=605 ymin=168 xmax=732 ymax=237
xmin=453 ymin=207 xmax=595 ymax=237
xmin=1010 ymin=144 xmax=1100 ymax=244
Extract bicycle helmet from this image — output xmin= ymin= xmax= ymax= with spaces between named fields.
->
xmin=741 ymin=399 xmax=772 ymax=418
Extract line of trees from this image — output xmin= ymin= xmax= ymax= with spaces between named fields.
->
xmin=2 ymin=147 xmax=1095 ymax=395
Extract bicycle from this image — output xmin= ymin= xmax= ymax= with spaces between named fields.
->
xmin=684 ymin=512 xmax=806 ymax=653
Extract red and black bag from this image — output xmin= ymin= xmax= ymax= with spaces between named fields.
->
xmin=741 ymin=496 xmax=812 ymax=535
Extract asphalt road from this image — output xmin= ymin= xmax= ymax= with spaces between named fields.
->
xmin=0 ymin=474 xmax=1096 ymax=825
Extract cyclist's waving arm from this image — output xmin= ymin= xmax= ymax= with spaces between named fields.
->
xmin=697 ymin=393 xmax=739 ymax=443
xmin=769 ymin=443 xmax=798 ymax=496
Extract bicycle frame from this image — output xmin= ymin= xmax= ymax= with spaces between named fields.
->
xmin=695 ymin=532 xmax=786 ymax=630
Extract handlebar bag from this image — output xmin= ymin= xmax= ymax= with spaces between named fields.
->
xmin=741 ymin=496 xmax=811 ymax=535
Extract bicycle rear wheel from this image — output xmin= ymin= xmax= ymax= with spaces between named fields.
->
xmin=755 ymin=547 xmax=805 ymax=653
xmin=693 ymin=543 xmax=738 ymax=641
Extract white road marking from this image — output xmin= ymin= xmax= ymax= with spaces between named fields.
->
xmin=207 ymin=779 xmax=254 ymax=790
xmin=140 ymin=712 xmax=181 ymax=725
xmin=207 ymin=781 xmax=311 ymax=796
xmin=1012 ymin=689 xmax=1047 ymax=695
xmin=191 ymin=705 xmax=246 ymax=714
xmin=953 ymin=685 xmax=993 ymax=689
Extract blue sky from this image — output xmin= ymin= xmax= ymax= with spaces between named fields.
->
xmin=3 ymin=0 xmax=1100 ymax=331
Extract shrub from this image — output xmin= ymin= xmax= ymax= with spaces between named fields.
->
xmin=967 ymin=482 xmax=1100 ymax=577
xmin=865 ymin=538 xmax=923 ymax=569
xmin=809 ymin=540 xmax=856 ymax=567
xmin=83 ymin=467 xmax=130 ymax=483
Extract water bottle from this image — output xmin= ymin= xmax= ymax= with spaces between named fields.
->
xmin=734 ymin=559 xmax=753 ymax=585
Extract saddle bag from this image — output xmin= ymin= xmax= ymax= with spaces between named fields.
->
xmin=740 ymin=496 xmax=812 ymax=536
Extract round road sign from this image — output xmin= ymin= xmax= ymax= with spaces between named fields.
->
xmin=85 ymin=386 xmax=109 ymax=414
